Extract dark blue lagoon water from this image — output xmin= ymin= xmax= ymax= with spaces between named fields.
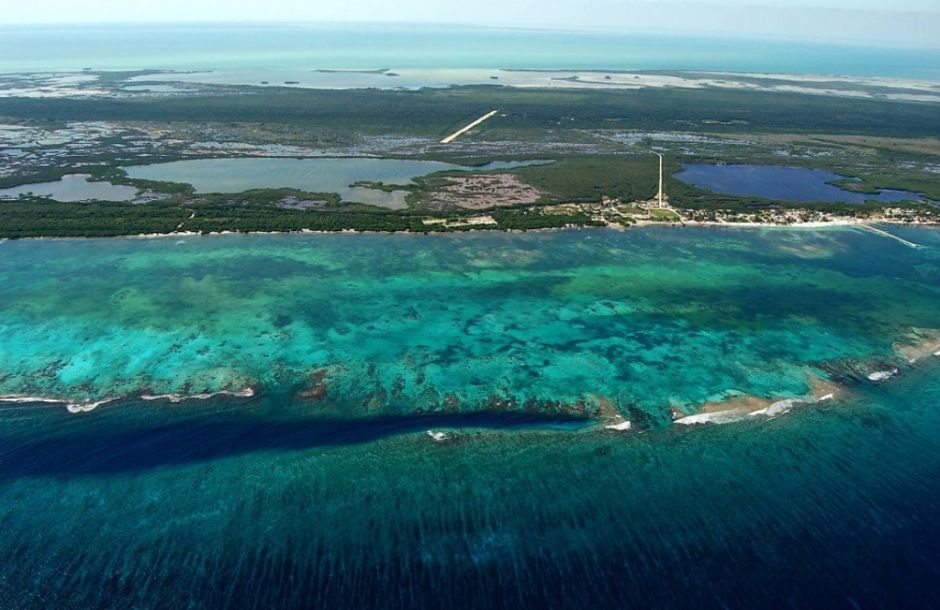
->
xmin=1 ymin=227 xmax=940 ymax=608
xmin=677 ymin=163 xmax=939 ymax=205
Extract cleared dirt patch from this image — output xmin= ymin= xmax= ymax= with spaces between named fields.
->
xmin=427 ymin=174 xmax=542 ymax=210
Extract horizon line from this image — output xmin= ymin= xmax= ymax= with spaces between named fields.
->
xmin=2 ymin=20 xmax=940 ymax=51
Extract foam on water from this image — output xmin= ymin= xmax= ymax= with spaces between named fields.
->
xmin=0 ymin=394 xmax=117 ymax=412
xmin=868 ymin=369 xmax=899 ymax=382
xmin=140 ymin=388 xmax=256 ymax=403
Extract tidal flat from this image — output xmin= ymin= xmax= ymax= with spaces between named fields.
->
xmin=1 ymin=226 xmax=940 ymax=608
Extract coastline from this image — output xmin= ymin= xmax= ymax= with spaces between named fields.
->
xmin=671 ymin=372 xmax=844 ymax=427
xmin=0 ymin=387 xmax=257 ymax=413
xmin=3 ymin=329 xmax=938 ymax=442
xmin=2 ymin=220 xmax=937 ymax=432
xmin=664 ymin=334 xmax=940 ymax=428
xmin=2 ymin=217 xmax=936 ymax=243
xmin=3 ymin=345 xmax=930 ymax=429
xmin=10 ymin=67 xmax=940 ymax=104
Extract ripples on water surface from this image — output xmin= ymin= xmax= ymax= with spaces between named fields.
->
xmin=1 ymin=227 xmax=939 ymax=608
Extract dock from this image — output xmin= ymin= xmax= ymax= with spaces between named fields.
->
xmin=858 ymin=224 xmax=923 ymax=249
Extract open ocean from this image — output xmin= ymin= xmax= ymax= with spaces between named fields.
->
xmin=1 ymin=23 xmax=939 ymax=81
xmin=1 ymin=226 xmax=939 ymax=608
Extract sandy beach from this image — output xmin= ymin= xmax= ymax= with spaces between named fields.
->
xmin=673 ymin=372 xmax=844 ymax=426
xmin=5 ymin=215 xmax=935 ymax=244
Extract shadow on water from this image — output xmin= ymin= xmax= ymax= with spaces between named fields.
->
xmin=0 ymin=410 xmax=590 ymax=479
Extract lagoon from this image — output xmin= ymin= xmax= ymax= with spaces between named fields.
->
xmin=0 ymin=173 xmax=141 ymax=202
xmin=125 ymin=158 xmax=540 ymax=209
xmin=676 ymin=163 xmax=938 ymax=204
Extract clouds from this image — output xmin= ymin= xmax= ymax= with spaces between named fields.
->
xmin=2 ymin=0 xmax=938 ymax=46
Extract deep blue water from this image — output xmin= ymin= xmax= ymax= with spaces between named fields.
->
xmin=1 ymin=366 xmax=939 ymax=609
xmin=1 ymin=228 xmax=939 ymax=609
xmin=677 ymin=163 xmax=939 ymax=204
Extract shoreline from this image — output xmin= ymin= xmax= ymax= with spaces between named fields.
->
xmin=896 ymin=330 xmax=940 ymax=364
xmin=4 ymin=344 xmax=934 ymax=426
xmin=9 ymin=68 xmax=940 ymax=104
xmin=3 ymin=346 xmax=936 ymax=437
xmin=0 ymin=395 xmax=120 ymax=414
xmin=0 ymin=387 xmax=257 ymax=413
xmin=671 ymin=373 xmax=844 ymax=427
xmin=2 ymin=218 xmax=937 ymax=244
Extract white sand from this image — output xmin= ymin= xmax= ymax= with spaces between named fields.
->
xmin=604 ymin=420 xmax=633 ymax=431
xmin=0 ymin=394 xmax=116 ymax=413
xmin=140 ymin=387 xmax=255 ymax=403
xmin=674 ymin=409 xmax=748 ymax=426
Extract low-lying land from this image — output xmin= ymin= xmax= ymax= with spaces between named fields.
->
xmin=1 ymin=79 xmax=939 ymax=238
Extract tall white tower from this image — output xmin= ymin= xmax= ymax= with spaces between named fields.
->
xmin=655 ymin=152 xmax=665 ymax=208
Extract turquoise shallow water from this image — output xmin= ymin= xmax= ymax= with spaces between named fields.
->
xmin=1 ymin=227 xmax=939 ymax=608
xmin=2 ymin=227 xmax=939 ymax=419
xmin=1 ymin=24 xmax=939 ymax=80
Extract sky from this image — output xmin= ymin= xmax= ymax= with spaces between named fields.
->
xmin=2 ymin=0 xmax=939 ymax=46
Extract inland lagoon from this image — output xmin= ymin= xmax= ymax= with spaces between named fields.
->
xmin=676 ymin=163 xmax=939 ymax=204
xmin=125 ymin=158 xmax=542 ymax=208
xmin=0 ymin=173 xmax=142 ymax=202
xmin=1 ymin=226 xmax=939 ymax=608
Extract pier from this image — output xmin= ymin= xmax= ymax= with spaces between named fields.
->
xmin=858 ymin=223 xmax=923 ymax=249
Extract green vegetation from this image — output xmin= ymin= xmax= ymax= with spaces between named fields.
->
xmin=649 ymin=209 xmax=680 ymax=221
xmin=510 ymin=155 xmax=658 ymax=203
xmin=348 ymin=180 xmax=412 ymax=193
xmin=833 ymin=168 xmax=940 ymax=201
xmin=2 ymin=149 xmax=934 ymax=238
xmin=0 ymin=163 xmax=195 ymax=196
xmin=0 ymin=196 xmax=606 ymax=239
xmin=491 ymin=210 xmax=603 ymax=230
xmin=0 ymin=200 xmax=418 ymax=238
xmin=2 ymin=82 xmax=938 ymax=237
xmin=406 ymin=155 xmax=658 ymax=209
xmin=825 ymin=178 xmax=880 ymax=194
xmin=2 ymin=85 xmax=939 ymax=138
